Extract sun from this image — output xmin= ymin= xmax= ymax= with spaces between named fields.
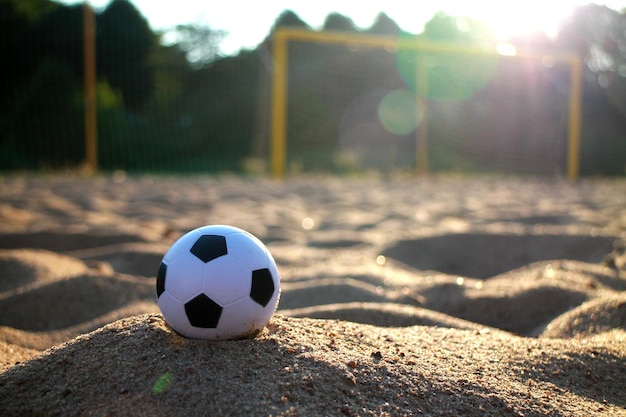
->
xmin=379 ymin=1 xmax=583 ymax=47
xmin=454 ymin=1 xmax=581 ymax=40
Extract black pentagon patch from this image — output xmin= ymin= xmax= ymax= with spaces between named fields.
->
xmin=190 ymin=235 xmax=227 ymax=263
xmin=185 ymin=294 xmax=223 ymax=328
xmin=250 ymin=268 xmax=275 ymax=307
xmin=156 ymin=262 xmax=167 ymax=298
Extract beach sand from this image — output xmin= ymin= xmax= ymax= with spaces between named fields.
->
xmin=0 ymin=174 xmax=624 ymax=416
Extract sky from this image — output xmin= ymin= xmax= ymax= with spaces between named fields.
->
xmin=59 ymin=1 xmax=625 ymax=55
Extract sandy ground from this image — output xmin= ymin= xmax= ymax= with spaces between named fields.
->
xmin=0 ymin=174 xmax=625 ymax=416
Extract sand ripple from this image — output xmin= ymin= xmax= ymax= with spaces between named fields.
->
xmin=0 ymin=175 xmax=624 ymax=415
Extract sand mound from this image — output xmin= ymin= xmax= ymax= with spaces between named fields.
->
xmin=0 ymin=249 xmax=92 ymax=293
xmin=280 ymin=301 xmax=486 ymax=329
xmin=0 ymin=273 xmax=153 ymax=331
xmin=541 ymin=292 xmax=626 ymax=338
xmin=1 ymin=314 xmax=624 ymax=417
xmin=383 ymin=233 xmax=616 ymax=278
xmin=0 ymin=340 xmax=40 ymax=373
xmin=0 ymin=175 xmax=624 ymax=415
xmin=0 ymin=300 xmax=160 ymax=354
xmin=0 ymin=248 xmax=158 ymax=358
xmin=425 ymin=260 xmax=626 ymax=335
xmin=64 ymin=242 xmax=170 ymax=277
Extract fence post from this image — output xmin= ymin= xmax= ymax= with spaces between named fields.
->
xmin=415 ymin=54 xmax=429 ymax=176
xmin=83 ymin=2 xmax=97 ymax=173
xmin=567 ymin=57 xmax=583 ymax=181
xmin=270 ymin=30 xmax=288 ymax=179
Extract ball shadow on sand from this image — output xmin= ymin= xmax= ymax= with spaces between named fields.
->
xmin=382 ymin=233 xmax=616 ymax=279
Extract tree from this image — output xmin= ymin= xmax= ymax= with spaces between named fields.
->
xmin=97 ymin=0 xmax=156 ymax=111
xmin=166 ymin=24 xmax=225 ymax=68
xmin=0 ymin=0 xmax=85 ymax=169
xmin=559 ymin=4 xmax=626 ymax=116
xmin=270 ymin=10 xmax=309 ymax=32
xmin=0 ymin=0 xmax=53 ymax=100
xmin=557 ymin=4 xmax=626 ymax=174
xmin=323 ymin=13 xmax=357 ymax=32
xmin=12 ymin=58 xmax=84 ymax=167
xmin=0 ymin=0 xmax=62 ymax=107
xmin=367 ymin=12 xmax=401 ymax=36
xmin=32 ymin=3 xmax=84 ymax=76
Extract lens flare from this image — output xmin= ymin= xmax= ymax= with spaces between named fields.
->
xmin=301 ymin=217 xmax=314 ymax=230
xmin=396 ymin=43 xmax=498 ymax=101
xmin=377 ymin=89 xmax=423 ymax=135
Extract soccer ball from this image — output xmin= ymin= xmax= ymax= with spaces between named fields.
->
xmin=156 ymin=225 xmax=280 ymax=340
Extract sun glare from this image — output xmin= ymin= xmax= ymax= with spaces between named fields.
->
xmin=449 ymin=1 xmax=579 ymax=40
xmin=63 ymin=0 xmax=589 ymax=55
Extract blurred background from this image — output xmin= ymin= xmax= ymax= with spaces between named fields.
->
xmin=0 ymin=0 xmax=624 ymax=176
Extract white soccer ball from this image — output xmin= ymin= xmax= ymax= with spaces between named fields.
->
xmin=156 ymin=225 xmax=280 ymax=340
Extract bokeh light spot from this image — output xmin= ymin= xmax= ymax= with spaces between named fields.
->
xmin=377 ymin=89 xmax=422 ymax=135
xmin=496 ymin=43 xmax=517 ymax=56
xmin=301 ymin=217 xmax=314 ymax=230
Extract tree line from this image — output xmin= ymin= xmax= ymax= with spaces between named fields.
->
xmin=0 ymin=0 xmax=624 ymax=175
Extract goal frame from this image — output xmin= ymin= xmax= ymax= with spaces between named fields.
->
xmin=270 ymin=27 xmax=583 ymax=179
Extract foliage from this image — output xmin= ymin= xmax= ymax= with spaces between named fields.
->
xmin=0 ymin=1 xmax=624 ymax=175
xmin=97 ymin=0 xmax=155 ymax=111
xmin=166 ymin=24 xmax=225 ymax=68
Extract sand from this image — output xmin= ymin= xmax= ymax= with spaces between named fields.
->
xmin=0 ymin=174 xmax=625 ymax=416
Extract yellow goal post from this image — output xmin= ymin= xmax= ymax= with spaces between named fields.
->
xmin=270 ymin=27 xmax=582 ymax=179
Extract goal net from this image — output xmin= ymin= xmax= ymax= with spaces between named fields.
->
xmin=270 ymin=28 xmax=582 ymax=178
